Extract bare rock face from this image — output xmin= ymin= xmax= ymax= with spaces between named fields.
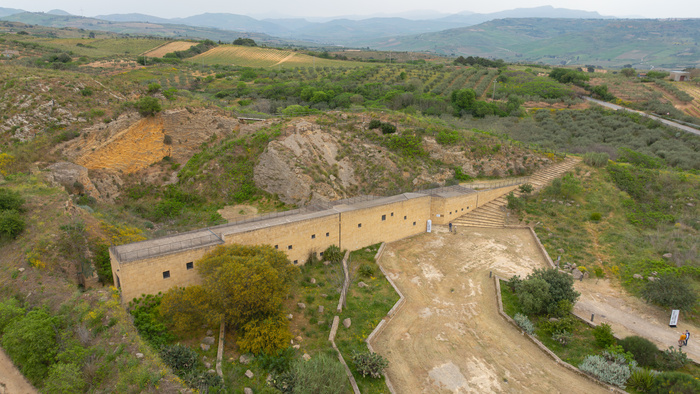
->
xmin=46 ymin=162 xmax=102 ymax=200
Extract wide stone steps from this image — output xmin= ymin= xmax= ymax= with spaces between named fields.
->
xmin=453 ymin=156 xmax=581 ymax=228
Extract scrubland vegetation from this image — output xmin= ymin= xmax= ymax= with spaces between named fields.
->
xmin=0 ymin=28 xmax=699 ymax=392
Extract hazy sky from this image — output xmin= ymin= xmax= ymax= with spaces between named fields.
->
xmin=6 ymin=0 xmax=700 ymax=19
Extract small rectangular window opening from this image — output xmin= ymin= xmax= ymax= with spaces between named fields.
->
xmin=311 ymin=234 xmax=316 ymax=239
xmin=404 ymin=215 xmax=407 ymax=220
xmin=186 ymin=262 xmax=194 ymax=270
xmin=288 ymin=245 xmax=293 ymax=250
xmin=358 ymin=223 xmax=362 ymax=228
xmin=391 ymin=212 xmax=394 ymax=217
xmin=275 ymin=245 xmax=279 ymax=249
xmin=326 ymin=232 xmax=330 ymax=237
xmin=382 ymin=214 xmax=386 ymax=221
xmin=293 ymin=260 xmax=298 ymax=264
xmin=163 ymin=271 xmax=170 ymax=279
xmin=413 ymin=221 xmax=416 ymax=226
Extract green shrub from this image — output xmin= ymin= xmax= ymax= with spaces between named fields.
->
xmin=1 ymin=309 xmax=59 ymax=383
xmin=80 ymin=87 xmax=93 ymax=96
xmin=358 ymin=263 xmax=374 ymax=278
xmin=368 ymin=119 xmax=382 ymax=129
xmin=237 ymin=315 xmax=292 ymax=355
xmin=513 ymin=313 xmax=535 ymax=335
xmin=506 ymin=192 xmax=525 ymax=211
xmin=0 ymin=297 xmax=25 ymax=335
xmin=160 ymin=344 xmax=200 ymax=374
xmin=651 ymin=371 xmax=700 ymax=393
xmin=642 ymin=274 xmax=697 ymax=311
xmin=0 ymin=210 xmax=25 ymax=239
xmin=43 ymin=363 xmax=86 ymax=394
xmin=0 ymin=188 xmax=24 ymax=211
xmin=128 ymin=294 xmax=174 ymax=349
xmin=453 ymin=167 xmax=472 ymax=182
xmin=578 ymin=350 xmax=635 ymax=388
xmin=592 ymin=323 xmax=616 ymax=348
xmin=627 ymin=368 xmax=656 ymax=392
xmin=658 ymin=346 xmax=688 ymax=370
xmin=380 ymin=122 xmax=397 ymax=134
xmin=435 ymin=130 xmax=461 ymax=145
xmin=323 ymin=245 xmax=343 ymax=264
xmin=135 ymin=97 xmax=162 ymax=117
xmin=351 ymin=351 xmax=389 ymax=378
xmin=618 ymin=336 xmax=659 ymax=368
xmin=590 ymin=212 xmax=602 ymax=221
xmin=92 ymin=243 xmax=112 ymax=284
xmin=147 ymin=83 xmax=161 ymax=94
xmin=518 ymin=183 xmax=534 ymax=194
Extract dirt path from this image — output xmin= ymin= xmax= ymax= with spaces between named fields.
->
xmin=272 ymin=53 xmax=296 ymax=66
xmin=573 ymin=279 xmax=700 ymax=362
xmin=0 ymin=348 xmax=37 ymax=394
xmin=372 ymin=227 xmax=605 ymax=393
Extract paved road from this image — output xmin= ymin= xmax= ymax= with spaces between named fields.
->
xmin=584 ymin=97 xmax=700 ymax=136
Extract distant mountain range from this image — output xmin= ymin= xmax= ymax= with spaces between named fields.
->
xmin=1 ymin=6 xmax=613 ymax=44
xmin=364 ymin=18 xmax=700 ymax=69
xmin=1 ymin=6 xmax=697 ymax=68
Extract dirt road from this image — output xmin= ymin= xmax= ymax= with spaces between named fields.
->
xmin=0 ymin=348 xmax=37 ymax=394
xmin=573 ymin=279 xmax=700 ymax=362
xmin=372 ymin=226 xmax=605 ymax=393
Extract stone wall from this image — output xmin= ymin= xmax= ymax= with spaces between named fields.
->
xmin=111 ymin=244 xmax=218 ymax=303
xmin=112 ymin=185 xmax=518 ymax=302
xmin=222 ymin=211 xmax=340 ymax=265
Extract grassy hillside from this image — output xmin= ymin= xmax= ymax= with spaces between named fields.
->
xmin=368 ymin=18 xmax=700 ymax=69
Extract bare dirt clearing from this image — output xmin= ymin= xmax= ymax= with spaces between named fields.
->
xmin=0 ymin=348 xmax=37 ymax=394
xmin=216 ymin=204 xmax=259 ymax=222
xmin=373 ymin=226 xmax=605 ymax=393
xmin=573 ymin=278 xmax=700 ymax=362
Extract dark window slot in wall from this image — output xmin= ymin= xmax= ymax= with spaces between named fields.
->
xmin=186 ymin=262 xmax=194 ymax=270
xmin=163 ymin=271 xmax=170 ymax=279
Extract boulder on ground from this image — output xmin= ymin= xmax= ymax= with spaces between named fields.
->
xmin=202 ymin=336 xmax=215 ymax=345
xmin=572 ymin=268 xmax=583 ymax=280
xmin=297 ymin=302 xmax=306 ymax=309
xmin=343 ymin=318 xmax=351 ymax=328
xmin=200 ymin=344 xmax=210 ymax=351
xmin=358 ymin=281 xmax=368 ymax=288
xmin=302 ymin=353 xmax=311 ymax=361
xmin=240 ymin=354 xmax=252 ymax=364
xmin=245 ymin=370 xmax=254 ymax=379
xmin=633 ymin=274 xmax=643 ymax=279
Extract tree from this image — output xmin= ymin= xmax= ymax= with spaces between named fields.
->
xmin=451 ymin=89 xmax=476 ymax=114
xmin=43 ymin=363 xmax=86 ymax=394
xmin=621 ymin=68 xmax=636 ymax=77
xmin=233 ymin=37 xmax=257 ymax=47
xmin=135 ymin=97 xmax=162 ymax=117
xmin=162 ymin=244 xmax=299 ymax=329
xmin=514 ymin=268 xmax=580 ymax=316
xmin=237 ymin=314 xmax=293 ymax=355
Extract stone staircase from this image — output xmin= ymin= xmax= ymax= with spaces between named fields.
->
xmin=452 ymin=156 xmax=581 ymax=228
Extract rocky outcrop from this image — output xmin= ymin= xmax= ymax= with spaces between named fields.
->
xmin=254 ymin=117 xmax=550 ymax=206
xmin=45 ymin=162 xmax=101 ymax=200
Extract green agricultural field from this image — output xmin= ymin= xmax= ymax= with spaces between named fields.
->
xmin=188 ymin=45 xmax=367 ymax=68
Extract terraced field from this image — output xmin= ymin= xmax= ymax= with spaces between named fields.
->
xmin=188 ymin=45 xmax=365 ymax=68
xmin=677 ymin=83 xmax=700 ymax=118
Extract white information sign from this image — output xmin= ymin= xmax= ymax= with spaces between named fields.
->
xmin=670 ymin=309 xmax=680 ymax=327
xmin=427 ymin=220 xmax=432 ymax=233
